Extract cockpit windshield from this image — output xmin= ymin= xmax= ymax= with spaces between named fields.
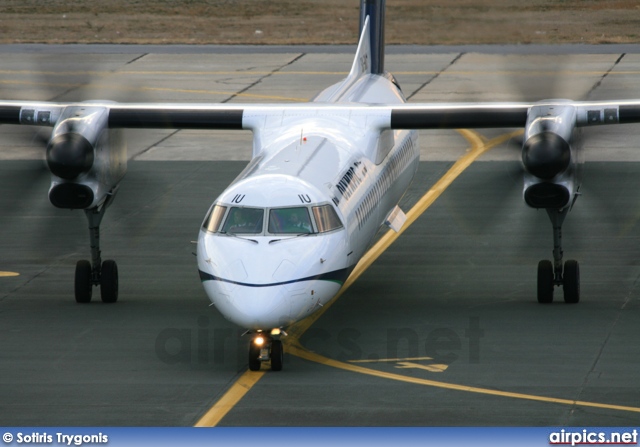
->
xmin=221 ymin=207 xmax=264 ymax=234
xmin=269 ymin=207 xmax=313 ymax=234
xmin=202 ymin=202 xmax=343 ymax=236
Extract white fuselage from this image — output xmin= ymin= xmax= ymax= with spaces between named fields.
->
xmin=197 ymin=73 xmax=419 ymax=330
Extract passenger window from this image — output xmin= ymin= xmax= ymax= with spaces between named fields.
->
xmin=312 ymin=205 xmax=343 ymax=233
xmin=203 ymin=204 xmax=227 ymax=233
xmin=269 ymin=207 xmax=313 ymax=234
xmin=221 ymin=207 xmax=264 ymax=234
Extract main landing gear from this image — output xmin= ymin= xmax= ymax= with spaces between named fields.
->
xmin=537 ymin=208 xmax=579 ymax=304
xmin=248 ymin=330 xmax=285 ymax=372
xmin=74 ymin=198 xmax=118 ymax=304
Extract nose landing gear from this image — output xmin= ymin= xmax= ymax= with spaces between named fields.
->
xmin=537 ymin=208 xmax=580 ymax=304
xmin=248 ymin=330 xmax=285 ymax=371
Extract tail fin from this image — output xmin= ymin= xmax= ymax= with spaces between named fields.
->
xmin=347 ymin=16 xmax=372 ymax=79
xmin=320 ymin=0 xmax=386 ymax=102
xmin=359 ymin=0 xmax=386 ymax=74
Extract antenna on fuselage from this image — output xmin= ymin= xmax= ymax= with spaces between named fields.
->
xmin=359 ymin=0 xmax=386 ymax=75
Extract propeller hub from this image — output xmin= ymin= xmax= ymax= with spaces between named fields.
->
xmin=46 ymin=133 xmax=94 ymax=180
xmin=522 ymin=131 xmax=570 ymax=180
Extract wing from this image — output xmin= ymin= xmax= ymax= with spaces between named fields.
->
xmin=3 ymin=100 xmax=640 ymax=130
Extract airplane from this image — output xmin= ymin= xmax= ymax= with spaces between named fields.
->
xmin=2 ymin=0 xmax=640 ymax=372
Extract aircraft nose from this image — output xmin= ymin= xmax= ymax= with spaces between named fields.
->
xmin=198 ymin=225 xmax=349 ymax=330
xmin=205 ymin=282 xmax=294 ymax=329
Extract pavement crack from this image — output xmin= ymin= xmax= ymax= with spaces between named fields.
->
xmin=406 ymin=52 xmax=465 ymax=101
xmin=222 ymin=53 xmax=306 ymax=104
xmin=565 ymin=267 xmax=639 ymax=423
xmin=132 ymin=129 xmax=181 ymax=161
xmin=282 ymin=52 xmax=307 ymax=68
xmin=0 ymin=253 xmax=78 ymax=302
xmin=126 ymin=53 xmax=148 ymax=65
xmin=584 ymin=53 xmax=626 ymax=99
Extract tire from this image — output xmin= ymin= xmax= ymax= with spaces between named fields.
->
xmin=270 ymin=340 xmax=283 ymax=372
xmin=100 ymin=260 xmax=118 ymax=303
xmin=75 ymin=260 xmax=92 ymax=303
xmin=248 ymin=341 xmax=261 ymax=371
xmin=563 ymin=260 xmax=580 ymax=304
xmin=537 ymin=260 xmax=554 ymax=304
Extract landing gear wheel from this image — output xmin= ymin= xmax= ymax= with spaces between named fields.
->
xmin=248 ymin=341 xmax=261 ymax=371
xmin=537 ymin=260 xmax=554 ymax=304
xmin=270 ymin=340 xmax=283 ymax=372
xmin=100 ymin=260 xmax=119 ymax=303
xmin=75 ymin=260 xmax=93 ymax=303
xmin=563 ymin=260 xmax=580 ymax=304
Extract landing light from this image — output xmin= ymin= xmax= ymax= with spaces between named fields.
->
xmin=254 ymin=336 xmax=265 ymax=346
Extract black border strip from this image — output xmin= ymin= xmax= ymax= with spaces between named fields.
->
xmin=108 ymin=108 xmax=244 ymax=129
xmin=391 ymin=108 xmax=528 ymax=129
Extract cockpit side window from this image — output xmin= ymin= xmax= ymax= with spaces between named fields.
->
xmin=312 ymin=204 xmax=343 ymax=233
xmin=221 ymin=207 xmax=264 ymax=234
xmin=203 ymin=204 xmax=227 ymax=233
xmin=269 ymin=207 xmax=313 ymax=234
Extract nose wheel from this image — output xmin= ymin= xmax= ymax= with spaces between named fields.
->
xmin=537 ymin=259 xmax=580 ymax=304
xmin=537 ymin=260 xmax=554 ymax=304
xmin=536 ymin=208 xmax=580 ymax=304
xmin=248 ymin=332 xmax=284 ymax=371
xmin=74 ymin=259 xmax=119 ymax=303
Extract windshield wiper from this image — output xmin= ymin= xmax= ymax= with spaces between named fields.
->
xmin=269 ymin=233 xmax=312 ymax=244
xmin=219 ymin=232 xmax=258 ymax=244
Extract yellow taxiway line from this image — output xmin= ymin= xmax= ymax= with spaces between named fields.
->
xmin=194 ymin=370 xmax=266 ymax=427
xmin=284 ymin=127 xmax=640 ymax=416
xmin=285 ymin=339 xmax=640 ymax=414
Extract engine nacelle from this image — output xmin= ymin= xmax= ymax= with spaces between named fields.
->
xmin=522 ymin=103 xmax=581 ymax=210
xmin=46 ymin=105 xmax=127 ymax=209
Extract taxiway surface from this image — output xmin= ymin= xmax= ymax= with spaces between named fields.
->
xmin=1 ymin=47 xmax=640 ymax=426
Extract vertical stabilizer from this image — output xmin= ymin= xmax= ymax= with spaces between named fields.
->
xmin=347 ymin=16 xmax=372 ymax=79
xmin=359 ymin=0 xmax=386 ymax=74
xmin=319 ymin=1 xmax=386 ymax=102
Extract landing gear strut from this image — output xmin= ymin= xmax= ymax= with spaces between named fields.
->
xmin=537 ymin=208 xmax=579 ymax=304
xmin=248 ymin=331 xmax=284 ymax=371
xmin=74 ymin=196 xmax=118 ymax=304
